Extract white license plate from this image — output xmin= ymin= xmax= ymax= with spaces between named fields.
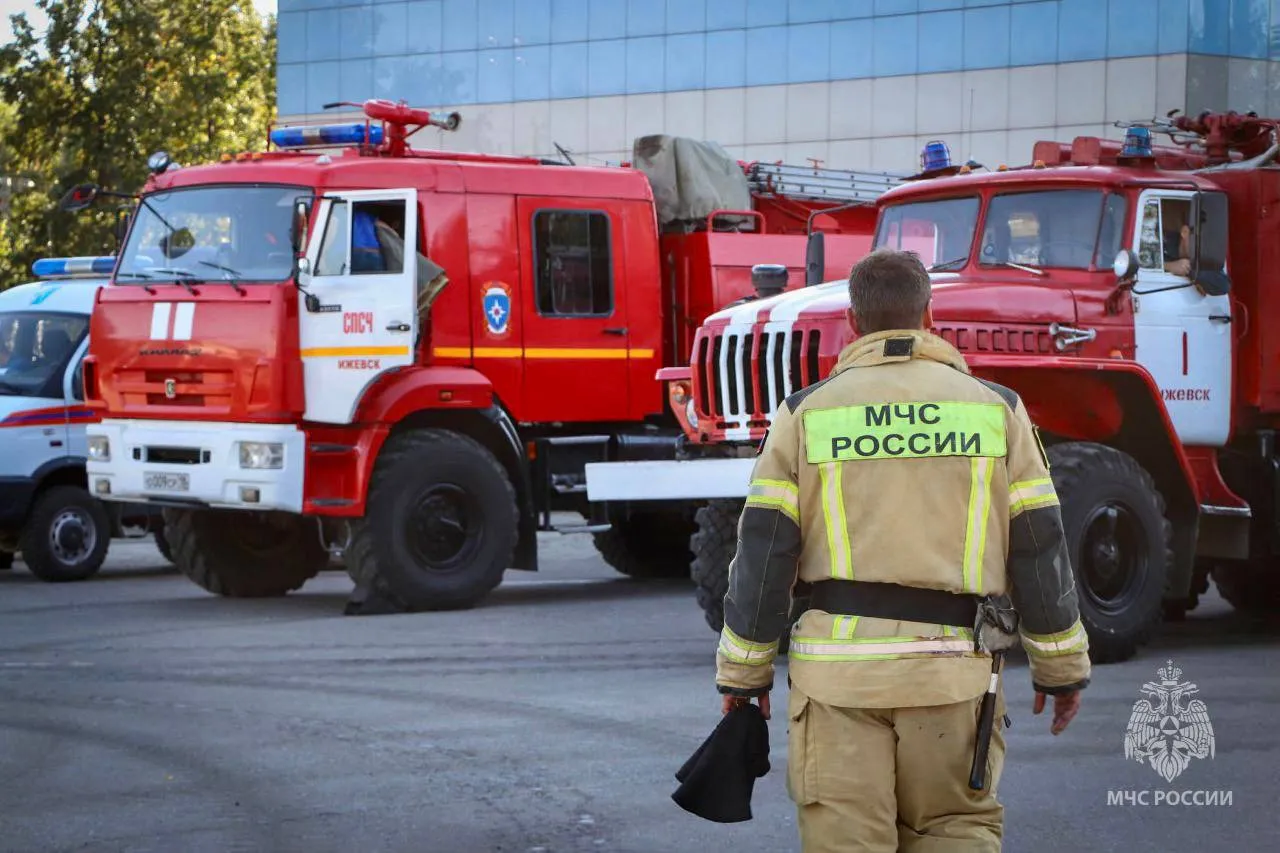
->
xmin=144 ymin=472 xmax=189 ymax=492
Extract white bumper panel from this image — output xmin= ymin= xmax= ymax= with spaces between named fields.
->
xmin=85 ymin=419 xmax=305 ymax=513
xmin=585 ymin=458 xmax=754 ymax=501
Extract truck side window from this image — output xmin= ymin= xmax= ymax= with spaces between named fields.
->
xmin=315 ymin=202 xmax=349 ymax=276
xmin=351 ymin=200 xmax=407 ymax=275
xmin=1138 ymin=197 xmax=1194 ymax=276
xmin=532 ymin=210 xmax=612 ymax=316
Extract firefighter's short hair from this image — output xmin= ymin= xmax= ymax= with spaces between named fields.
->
xmin=847 ymin=248 xmax=931 ymax=334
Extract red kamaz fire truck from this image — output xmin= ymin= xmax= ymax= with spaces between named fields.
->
xmin=69 ymin=99 xmax=901 ymax=611
xmin=588 ymin=111 xmax=1280 ymax=664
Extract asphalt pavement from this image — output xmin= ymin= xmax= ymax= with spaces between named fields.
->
xmin=1 ymin=527 xmax=1277 ymax=853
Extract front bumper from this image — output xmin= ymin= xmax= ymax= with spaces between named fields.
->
xmin=584 ymin=457 xmax=754 ymax=502
xmin=86 ymin=419 xmax=305 ymax=513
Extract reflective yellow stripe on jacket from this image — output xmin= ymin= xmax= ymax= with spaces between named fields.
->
xmin=718 ymin=625 xmax=779 ymax=666
xmin=745 ymin=478 xmax=800 ymax=524
xmin=963 ymin=456 xmax=994 ymax=592
xmin=789 ymin=634 xmax=979 ymax=662
xmin=1022 ymin=619 xmax=1088 ymax=657
xmin=1010 ymin=477 xmax=1059 ymax=517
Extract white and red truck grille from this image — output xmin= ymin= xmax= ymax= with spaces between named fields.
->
xmin=691 ymin=322 xmax=828 ymax=442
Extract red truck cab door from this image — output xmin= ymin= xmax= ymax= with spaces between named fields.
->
xmin=514 ymin=199 xmax=629 ymax=422
xmin=298 ymin=189 xmax=420 ymax=424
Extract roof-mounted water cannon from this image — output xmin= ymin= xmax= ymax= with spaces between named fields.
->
xmin=305 ymin=99 xmax=463 ymax=157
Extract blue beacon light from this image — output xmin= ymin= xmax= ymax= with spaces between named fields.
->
xmin=921 ymin=140 xmax=952 ymax=172
xmin=1121 ymin=126 xmax=1154 ymax=158
xmin=269 ymin=123 xmax=385 ymax=148
xmin=31 ymin=256 xmax=116 ymax=278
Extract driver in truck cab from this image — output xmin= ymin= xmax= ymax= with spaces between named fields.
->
xmin=349 ymin=208 xmax=448 ymax=326
xmin=1161 ymin=199 xmax=1194 ymax=277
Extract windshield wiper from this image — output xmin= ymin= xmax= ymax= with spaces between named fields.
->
xmin=996 ymin=260 xmax=1047 ymax=277
xmin=928 ymin=257 xmax=968 ymax=272
xmin=113 ymin=270 xmax=159 ymax=293
xmin=147 ymin=268 xmax=203 ymax=295
xmin=197 ymin=261 xmax=247 ymax=294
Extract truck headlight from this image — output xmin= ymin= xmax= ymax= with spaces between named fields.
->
xmin=87 ymin=435 xmax=110 ymax=461
xmin=686 ymin=399 xmax=698 ymax=429
xmin=238 ymin=441 xmax=284 ymax=469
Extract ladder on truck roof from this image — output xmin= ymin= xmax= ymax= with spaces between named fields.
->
xmin=746 ymin=161 xmax=905 ymax=203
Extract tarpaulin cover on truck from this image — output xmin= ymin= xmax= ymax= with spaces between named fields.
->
xmin=631 ymin=135 xmax=753 ymax=228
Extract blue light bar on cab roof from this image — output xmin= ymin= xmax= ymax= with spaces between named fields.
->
xmin=269 ymin=123 xmax=385 ymax=149
xmin=32 ymin=256 xmax=116 ymax=278
xmin=1121 ymin=126 xmax=1154 ymax=158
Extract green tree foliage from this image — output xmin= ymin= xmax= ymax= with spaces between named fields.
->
xmin=0 ymin=0 xmax=276 ymax=288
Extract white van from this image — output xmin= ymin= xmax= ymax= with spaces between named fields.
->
xmin=0 ymin=257 xmax=169 ymax=580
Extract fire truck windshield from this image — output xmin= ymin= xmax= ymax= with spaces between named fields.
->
xmin=978 ymin=189 xmax=1117 ymax=271
xmin=116 ymin=185 xmax=307 ymax=284
xmin=874 ymin=196 xmax=980 ymax=270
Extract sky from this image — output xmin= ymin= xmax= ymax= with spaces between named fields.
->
xmin=2 ymin=1 xmax=279 ymax=43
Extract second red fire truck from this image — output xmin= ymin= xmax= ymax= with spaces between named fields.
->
xmin=589 ymin=111 xmax=1280 ymax=664
xmin=71 ymin=99 xmax=899 ymax=611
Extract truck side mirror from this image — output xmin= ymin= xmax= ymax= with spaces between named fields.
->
xmin=805 ymin=231 xmax=826 ymax=286
xmin=1192 ymin=191 xmax=1231 ymax=297
xmin=59 ymin=183 xmax=100 ymax=213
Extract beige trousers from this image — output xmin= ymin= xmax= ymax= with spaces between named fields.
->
xmin=786 ymin=685 xmax=1006 ymax=852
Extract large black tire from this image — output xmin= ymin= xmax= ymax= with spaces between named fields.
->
xmin=153 ymin=524 xmax=173 ymax=564
xmin=346 ymin=429 xmax=518 ymax=611
xmin=690 ymin=498 xmax=802 ymax=654
xmin=592 ymin=510 xmax=695 ymax=579
xmin=1048 ymin=442 xmax=1172 ymax=664
xmin=0 ymin=551 xmax=13 ymax=570
xmin=19 ymin=486 xmax=110 ymax=582
xmin=163 ymin=508 xmax=326 ymax=597
xmin=1211 ymin=561 xmax=1280 ymax=618
xmin=691 ymin=499 xmax=741 ymax=633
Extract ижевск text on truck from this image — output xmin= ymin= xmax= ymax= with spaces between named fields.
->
xmin=587 ymin=111 xmax=1280 ymax=664
xmin=67 ymin=98 xmax=903 ymax=612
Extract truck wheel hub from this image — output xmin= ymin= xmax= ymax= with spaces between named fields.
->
xmin=409 ymin=485 xmax=475 ymax=566
xmin=50 ymin=510 xmax=95 ymax=564
xmin=1080 ymin=502 xmax=1146 ymax=612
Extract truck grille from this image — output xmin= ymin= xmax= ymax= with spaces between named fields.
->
xmin=693 ymin=325 xmax=824 ymax=428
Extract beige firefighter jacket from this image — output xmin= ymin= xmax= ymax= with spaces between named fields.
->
xmin=715 ymin=328 xmax=1092 ymax=709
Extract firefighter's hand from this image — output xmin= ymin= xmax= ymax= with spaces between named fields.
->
xmin=1033 ymin=690 xmax=1081 ymax=735
xmin=722 ymin=692 xmax=771 ymax=720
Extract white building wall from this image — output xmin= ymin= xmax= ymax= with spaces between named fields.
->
xmin=285 ymin=56 xmax=1194 ymax=176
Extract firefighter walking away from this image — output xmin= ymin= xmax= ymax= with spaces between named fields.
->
xmin=715 ymin=248 xmax=1091 ymax=851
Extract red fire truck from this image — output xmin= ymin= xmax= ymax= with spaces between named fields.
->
xmin=588 ymin=111 xmax=1280 ymax=664
xmin=69 ymin=99 xmax=900 ymax=610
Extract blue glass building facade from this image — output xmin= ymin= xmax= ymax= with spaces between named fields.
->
xmin=275 ymin=1 xmax=1280 ymax=172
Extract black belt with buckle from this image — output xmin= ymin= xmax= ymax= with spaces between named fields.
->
xmin=806 ymin=579 xmax=979 ymax=629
